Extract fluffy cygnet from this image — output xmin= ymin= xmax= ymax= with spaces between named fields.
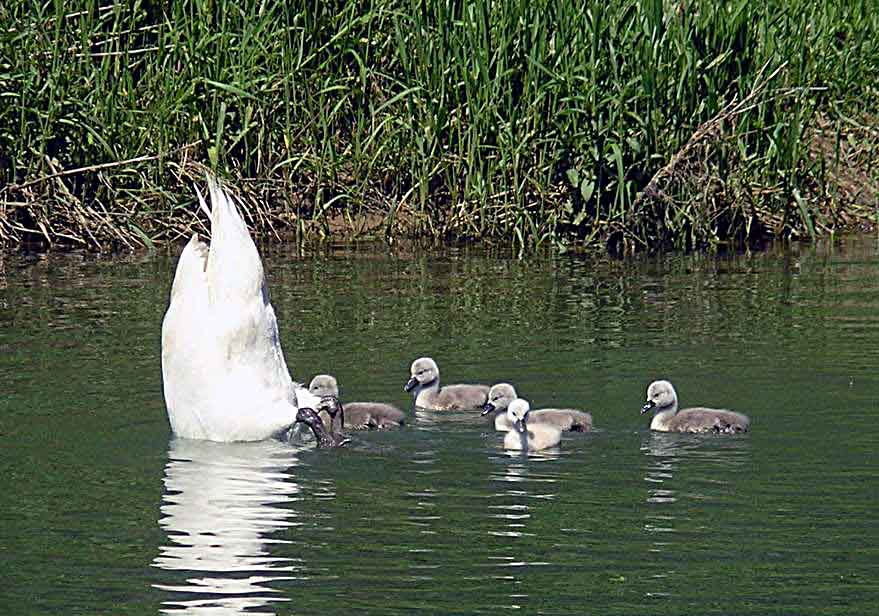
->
xmin=309 ymin=374 xmax=405 ymax=431
xmin=403 ymin=357 xmax=489 ymax=411
xmin=502 ymin=398 xmax=562 ymax=452
xmin=641 ymin=380 xmax=750 ymax=434
xmin=482 ymin=382 xmax=593 ymax=432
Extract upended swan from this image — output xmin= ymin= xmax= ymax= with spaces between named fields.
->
xmin=481 ymin=383 xmax=593 ymax=432
xmin=502 ymin=398 xmax=562 ymax=451
xmin=641 ymin=380 xmax=750 ymax=434
xmin=308 ymin=374 xmax=405 ymax=431
xmin=404 ymin=357 xmax=489 ymax=410
xmin=161 ymin=177 xmax=322 ymax=442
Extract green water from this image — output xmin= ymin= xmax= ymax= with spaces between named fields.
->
xmin=0 ymin=238 xmax=877 ymax=615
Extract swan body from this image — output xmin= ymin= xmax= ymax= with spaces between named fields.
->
xmin=161 ymin=178 xmax=320 ymax=442
xmin=482 ymin=383 xmax=593 ymax=432
xmin=641 ymin=380 xmax=750 ymax=434
xmin=502 ymin=398 xmax=562 ymax=451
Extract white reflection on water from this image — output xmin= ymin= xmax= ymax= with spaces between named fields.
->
xmin=483 ymin=458 xmax=560 ymax=609
xmin=405 ymin=449 xmax=442 ymax=540
xmin=152 ymin=438 xmax=310 ymax=615
xmin=640 ymin=430 xmax=753 ymax=597
xmin=641 ymin=432 xmax=682 ymax=506
xmin=641 ymin=431 xmax=752 ymax=511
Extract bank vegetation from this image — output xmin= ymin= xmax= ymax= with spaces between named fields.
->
xmin=1 ymin=0 xmax=877 ymax=252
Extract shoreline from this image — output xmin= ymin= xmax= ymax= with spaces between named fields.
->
xmin=2 ymin=2 xmax=877 ymax=254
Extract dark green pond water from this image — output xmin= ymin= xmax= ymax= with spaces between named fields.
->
xmin=1 ymin=237 xmax=877 ymax=615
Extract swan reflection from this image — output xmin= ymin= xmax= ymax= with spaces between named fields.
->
xmin=641 ymin=431 xmax=753 ymax=538
xmin=152 ymin=438 xmax=307 ymax=615
xmin=482 ymin=457 xmax=560 ymax=610
xmin=641 ymin=432 xmax=683 ymax=506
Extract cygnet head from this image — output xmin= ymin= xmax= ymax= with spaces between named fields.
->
xmin=309 ymin=374 xmax=340 ymax=398
xmin=506 ymin=398 xmax=531 ymax=433
xmin=404 ymin=357 xmax=439 ymax=392
xmin=642 ymin=380 xmax=678 ymax=415
xmin=295 ymin=406 xmax=350 ymax=447
xmin=295 ymin=407 xmax=324 ymax=429
xmin=315 ymin=394 xmax=343 ymax=420
xmin=481 ymin=383 xmax=517 ymax=416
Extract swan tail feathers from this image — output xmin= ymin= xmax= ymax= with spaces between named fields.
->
xmin=167 ymin=233 xmax=209 ymax=304
xmin=195 ymin=183 xmax=212 ymax=220
xmin=204 ymin=176 xmax=266 ymax=306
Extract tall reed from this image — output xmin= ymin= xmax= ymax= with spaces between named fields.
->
xmin=1 ymin=0 xmax=876 ymax=251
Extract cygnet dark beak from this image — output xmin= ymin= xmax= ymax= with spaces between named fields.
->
xmin=514 ymin=418 xmax=527 ymax=433
xmin=641 ymin=400 xmax=656 ymax=415
xmin=404 ymin=376 xmax=418 ymax=392
xmin=319 ymin=395 xmax=340 ymax=416
xmin=481 ymin=402 xmax=495 ymax=416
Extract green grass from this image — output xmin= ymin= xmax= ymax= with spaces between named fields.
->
xmin=1 ymin=0 xmax=877 ymax=251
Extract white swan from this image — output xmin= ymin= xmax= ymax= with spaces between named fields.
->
xmin=161 ymin=177 xmax=320 ymax=441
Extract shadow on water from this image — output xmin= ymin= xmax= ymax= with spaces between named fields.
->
xmin=151 ymin=438 xmax=312 ymax=615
